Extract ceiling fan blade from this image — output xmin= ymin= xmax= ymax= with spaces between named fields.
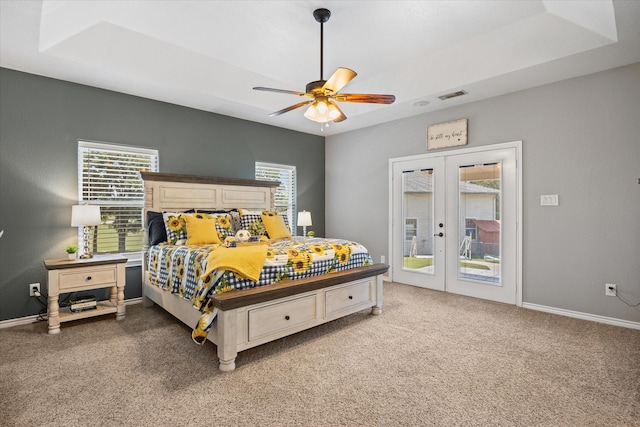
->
xmin=322 ymin=68 xmax=357 ymax=94
xmin=334 ymin=93 xmax=396 ymax=104
xmin=268 ymin=100 xmax=314 ymax=117
xmin=253 ymin=87 xmax=307 ymax=96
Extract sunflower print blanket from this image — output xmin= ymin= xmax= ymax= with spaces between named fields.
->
xmin=146 ymin=237 xmax=373 ymax=343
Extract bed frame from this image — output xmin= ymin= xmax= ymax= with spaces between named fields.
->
xmin=140 ymin=172 xmax=388 ymax=372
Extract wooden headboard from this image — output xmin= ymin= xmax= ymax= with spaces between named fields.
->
xmin=140 ymin=171 xmax=279 ymax=248
xmin=141 ymin=172 xmax=278 ymax=212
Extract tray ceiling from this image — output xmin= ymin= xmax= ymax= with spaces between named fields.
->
xmin=1 ymin=1 xmax=639 ymax=136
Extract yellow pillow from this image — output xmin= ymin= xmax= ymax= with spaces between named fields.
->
xmin=261 ymin=211 xmax=292 ymax=239
xmin=183 ymin=215 xmax=222 ymax=245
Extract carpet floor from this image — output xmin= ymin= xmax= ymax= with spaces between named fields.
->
xmin=1 ymin=282 xmax=639 ymax=426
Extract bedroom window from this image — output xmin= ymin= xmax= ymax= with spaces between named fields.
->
xmin=255 ymin=162 xmax=296 ymax=229
xmin=78 ymin=141 xmax=159 ymax=265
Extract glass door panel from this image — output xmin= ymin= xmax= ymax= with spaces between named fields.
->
xmin=391 ymin=157 xmax=445 ymax=291
xmin=445 ymin=147 xmax=517 ymax=304
xmin=402 ymin=169 xmax=434 ymax=274
xmin=457 ymin=163 xmax=502 ymax=284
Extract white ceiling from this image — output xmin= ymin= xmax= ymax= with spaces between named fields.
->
xmin=1 ymin=1 xmax=639 ymax=137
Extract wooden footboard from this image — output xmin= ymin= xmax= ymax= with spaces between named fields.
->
xmin=143 ymin=263 xmax=388 ymax=371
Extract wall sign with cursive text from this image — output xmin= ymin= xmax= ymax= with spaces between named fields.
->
xmin=427 ymin=119 xmax=468 ymax=150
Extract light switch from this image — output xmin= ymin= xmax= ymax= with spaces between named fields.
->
xmin=540 ymin=195 xmax=559 ymax=206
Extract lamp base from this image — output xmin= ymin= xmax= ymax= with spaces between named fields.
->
xmin=79 ymin=225 xmax=94 ymax=259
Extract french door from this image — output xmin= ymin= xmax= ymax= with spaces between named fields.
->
xmin=390 ymin=142 xmax=521 ymax=305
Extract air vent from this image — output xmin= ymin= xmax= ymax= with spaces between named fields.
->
xmin=438 ymin=90 xmax=468 ymax=101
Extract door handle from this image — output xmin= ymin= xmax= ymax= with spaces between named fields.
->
xmin=434 ymin=232 xmax=444 ymax=237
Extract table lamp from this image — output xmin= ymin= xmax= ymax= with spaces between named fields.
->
xmin=71 ymin=204 xmax=101 ymax=259
xmin=297 ymin=211 xmax=312 ymax=237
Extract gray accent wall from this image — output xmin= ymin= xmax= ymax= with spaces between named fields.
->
xmin=326 ymin=63 xmax=640 ymax=324
xmin=0 ymin=68 xmax=324 ymax=322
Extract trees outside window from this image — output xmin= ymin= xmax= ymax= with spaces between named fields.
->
xmin=78 ymin=141 xmax=158 ymax=264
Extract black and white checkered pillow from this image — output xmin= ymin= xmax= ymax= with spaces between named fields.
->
xmin=238 ymin=209 xmax=264 ymax=236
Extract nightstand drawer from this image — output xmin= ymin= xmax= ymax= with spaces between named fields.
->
xmin=58 ymin=265 xmax=118 ymax=290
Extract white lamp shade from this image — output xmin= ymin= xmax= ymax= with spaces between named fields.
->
xmin=303 ymin=97 xmax=341 ymax=123
xmin=297 ymin=211 xmax=312 ymax=227
xmin=71 ymin=205 xmax=101 ymax=227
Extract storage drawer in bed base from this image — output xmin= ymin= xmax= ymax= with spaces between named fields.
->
xmin=229 ymin=276 xmax=381 ymax=356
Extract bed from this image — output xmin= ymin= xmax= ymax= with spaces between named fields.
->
xmin=140 ymin=172 xmax=388 ymax=371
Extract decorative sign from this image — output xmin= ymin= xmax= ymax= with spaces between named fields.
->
xmin=427 ymin=119 xmax=468 ymax=150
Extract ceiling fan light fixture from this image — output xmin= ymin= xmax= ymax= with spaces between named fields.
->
xmin=254 ymin=8 xmax=394 ymax=125
xmin=304 ymin=96 xmax=341 ymax=123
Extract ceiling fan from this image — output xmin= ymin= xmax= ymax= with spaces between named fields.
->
xmin=253 ymin=8 xmax=395 ymax=124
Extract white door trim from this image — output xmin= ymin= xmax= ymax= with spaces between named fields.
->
xmin=389 ymin=141 xmax=523 ymax=306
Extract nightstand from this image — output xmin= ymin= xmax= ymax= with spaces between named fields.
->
xmin=44 ymin=256 xmax=127 ymax=334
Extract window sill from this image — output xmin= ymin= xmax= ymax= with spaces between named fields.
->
xmin=93 ymin=252 xmax=142 ymax=268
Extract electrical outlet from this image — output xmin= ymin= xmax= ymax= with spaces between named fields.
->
xmin=29 ymin=282 xmax=41 ymax=297
xmin=605 ymin=283 xmax=617 ymax=297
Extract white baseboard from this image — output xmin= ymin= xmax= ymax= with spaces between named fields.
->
xmin=0 ymin=298 xmax=143 ymax=330
xmin=0 ymin=313 xmax=46 ymax=329
xmin=523 ymin=302 xmax=640 ymax=330
xmin=4 ymin=298 xmax=636 ymax=330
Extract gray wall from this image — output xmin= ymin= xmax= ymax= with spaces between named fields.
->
xmin=0 ymin=68 xmax=325 ymax=321
xmin=326 ymin=63 xmax=640 ymax=323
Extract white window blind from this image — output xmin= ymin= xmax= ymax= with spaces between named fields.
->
xmin=78 ymin=141 xmax=158 ymax=263
xmin=255 ymin=162 xmax=296 ymax=229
